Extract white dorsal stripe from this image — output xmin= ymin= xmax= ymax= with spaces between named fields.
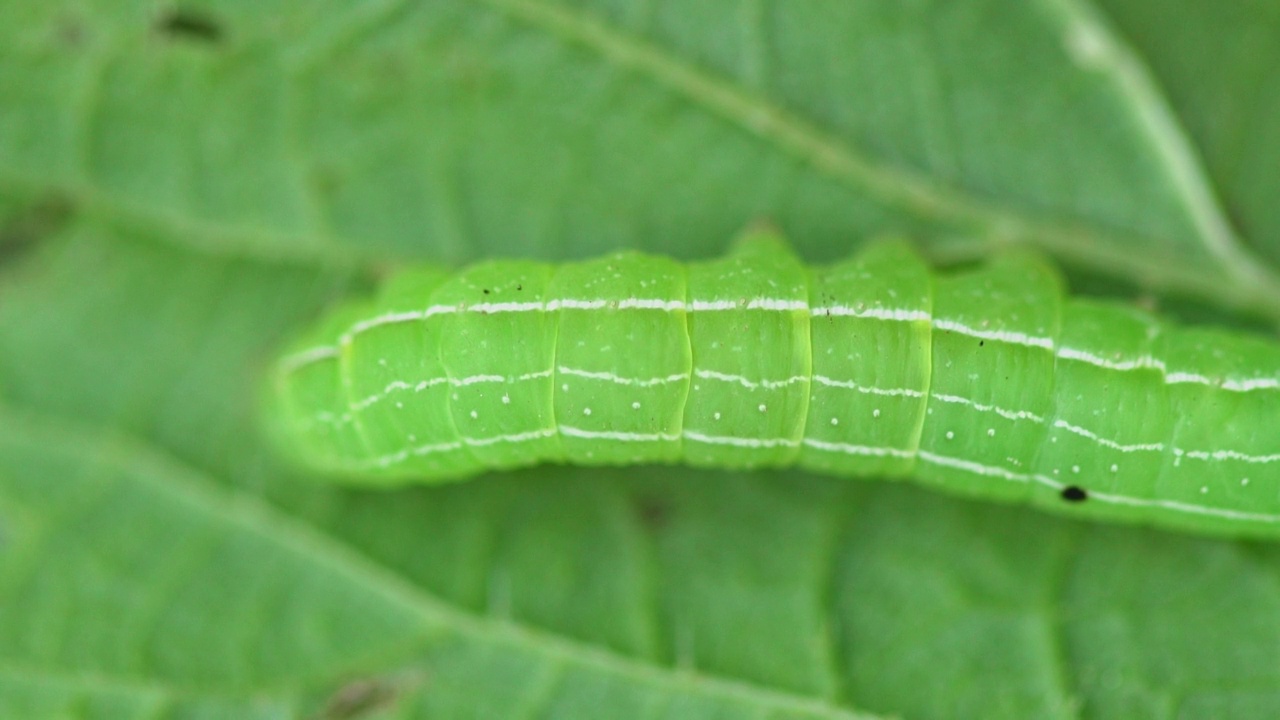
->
xmin=551 ymin=298 xmax=686 ymax=312
xmin=815 ymin=307 xmax=930 ymax=322
xmin=931 ymin=319 xmax=1055 ymax=350
xmin=1056 ymin=347 xmax=1166 ymax=372
xmin=1166 ymin=372 xmax=1280 ymax=392
xmin=556 ymin=367 xmax=690 ymax=387
xmin=689 ymin=299 xmax=810 ymax=311
xmin=693 ymin=369 xmax=809 ymax=390
xmin=276 ymin=296 xmax=1279 ymax=398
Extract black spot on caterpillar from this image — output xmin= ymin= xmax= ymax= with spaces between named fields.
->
xmin=268 ymin=231 xmax=1280 ymax=539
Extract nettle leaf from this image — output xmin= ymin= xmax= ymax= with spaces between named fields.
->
xmin=2 ymin=1 xmax=1280 ymax=719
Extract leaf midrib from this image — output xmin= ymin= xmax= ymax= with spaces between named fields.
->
xmin=8 ymin=0 xmax=1280 ymax=320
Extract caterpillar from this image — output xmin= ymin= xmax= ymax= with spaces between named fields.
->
xmin=268 ymin=231 xmax=1280 ymax=539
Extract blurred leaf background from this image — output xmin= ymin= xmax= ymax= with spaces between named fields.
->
xmin=2 ymin=1 xmax=1280 ymax=718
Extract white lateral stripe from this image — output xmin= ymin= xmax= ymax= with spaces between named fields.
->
xmin=310 ymin=410 xmax=351 ymax=426
xmin=1084 ymin=490 xmax=1280 ymax=523
xmin=812 ymin=375 xmax=926 ymax=397
xmin=1167 ymin=372 xmax=1280 ymax=392
xmin=802 ymin=439 xmax=915 ymax=458
xmin=369 ymin=440 xmax=466 ymax=468
xmin=920 ymin=450 xmax=1280 ymax=525
xmin=930 ymin=393 xmax=1046 ymax=423
xmin=464 ymin=429 xmax=558 ymax=447
xmin=278 ymin=346 xmax=339 ymax=373
xmin=681 ymin=431 xmax=800 ymax=448
xmin=1053 ymin=420 xmax=1165 ymax=452
xmin=356 ymin=425 xmax=1280 ymax=525
xmin=693 ymin=369 xmax=809 ymax=390
xmin=557 ymin=367 xmax=690 ymax=386
xmin=353 ymin=380 xmax=414 ymax=410
xmin=917 ymin=450 xmax=1039 ymax=485
xmin=558 ymin=426 xmax=681 ymax=442
xmin=932 ymin=319 xmax=1055 ymax=350
xmin=1175 ymin=447 xmax=1280 ymax=464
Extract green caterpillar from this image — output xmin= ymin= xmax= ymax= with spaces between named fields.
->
xmin=268 ymin=231 xmax=1280 ymax=538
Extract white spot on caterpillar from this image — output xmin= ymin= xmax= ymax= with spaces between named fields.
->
xmin=583 ymin=407 xmax=592 ymax=416
xmin=1201 ymin=486 xmax=1209 ymax=494
xmin=830 ymin=418 xmax=839 ymax=426
xmin=873 ymin=409 xmax=881 ymax=418
xmin=1110 ymin=464 xmax=1119 ymax=473
xmin=632 ymin=402 xmax=641 ymax=409
xmin=987 ymin=428 xmax=995 ymax=437
xmin=945 ymin=431 xmax=954 ymax=440
xmin=561 ymin=384 xmax=569 ymax=391
xmin=714 ymin=412 xmax=721 ymax=420
xmin=1243 ymin=478 xmax=1251 ymax=486
xmin=758 ymin=404 xmax=767 ymax=412
xmin=470 ymin=410 xmax=478 ymax=419
xmin=502 ymin=394 xmax=511 ymax=404
xmin=1072 ymin=465 xmax=1080 ymax=474
xmin=395 ymin=402 xmax=403 ymax=409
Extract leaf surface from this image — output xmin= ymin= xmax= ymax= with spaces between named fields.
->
xmin=2 ymin=1 xmax=1280 ymax=719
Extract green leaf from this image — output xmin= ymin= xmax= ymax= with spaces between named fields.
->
xmin=2 ymin=1 xmax=1280 ymax=719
